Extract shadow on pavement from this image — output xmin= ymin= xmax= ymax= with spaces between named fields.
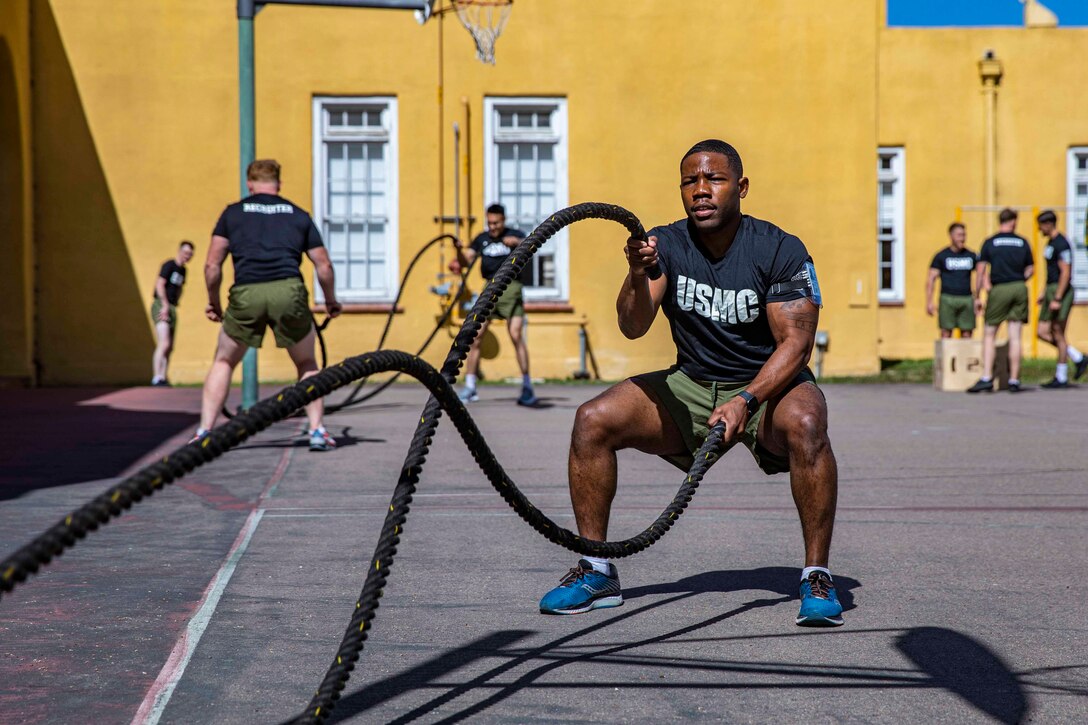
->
xmin=0 ymin=388 xmax=197 ymax=501
xmin=623 ymin=566 xmax=860 ymax=612
xmin=896 ymin=626 xmax=1028 ymax=724
xmin=320 ymin=570 xmax=1029 ymax=724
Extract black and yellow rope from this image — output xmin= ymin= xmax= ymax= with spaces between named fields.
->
xmin=0 ymin=202 xmax=726 ymax=724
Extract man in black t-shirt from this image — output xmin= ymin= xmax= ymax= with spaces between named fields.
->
xmin=1035 ymin=209 xmax=1088 ymax=388
xmin=926 ymin=222 xmax=978 ymax=338
xmin=150 ymin=240 xmax=194 ymax=386
xmin=451 ymin=203 xmax=537 ymax=406
xmin=967 ymin=208 xmax=1034 ymax=393
xmin=538 ymin=140 xmax=843 ymax=627
xmin=192 ymin=159 xmax=342 ymax=451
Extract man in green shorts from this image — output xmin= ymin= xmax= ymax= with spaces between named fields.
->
xmin=537 ymin=140 xmax=843 ymax=627
xmin=968 ymin=208 xmax=1034 ymax=393
xmin=1035 ymin=210 xmax=1088 ymax=388
xmin=452 ymin=203 xmax=537 ymax=406
xmin=926 ymin=222 xmax=977 ymax=338
xmin=192 ymin=159 xmax=342 ymax=451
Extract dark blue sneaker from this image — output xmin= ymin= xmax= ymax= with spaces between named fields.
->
xmin=539 ymin=559 xmax=623 ymax=615
xmin=517 ymin=385 xmax=538 ymax=407
xmin=796 ymin=571 xmax=844 ymax=626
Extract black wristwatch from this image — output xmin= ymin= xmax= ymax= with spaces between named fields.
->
xmin=737 ymin=390 xmax=760 ymax=419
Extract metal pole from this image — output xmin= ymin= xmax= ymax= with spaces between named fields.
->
xmin=452 ymin=122 xmax=461 ymax=243
xmin=238 ymin=0 xmax=259 ymax=410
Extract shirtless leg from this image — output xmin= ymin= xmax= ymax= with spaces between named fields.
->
xmin=569 ymin=379 xmax=687 ymax=541
xmin=758 ymin=382 xmax=837 ymax=568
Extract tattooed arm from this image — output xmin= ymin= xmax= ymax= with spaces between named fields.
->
xmin=707 ymin=297 xmax=818 ymax=443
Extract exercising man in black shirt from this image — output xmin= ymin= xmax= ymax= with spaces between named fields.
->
xmin=539 ymin=140 xmax=842 ymax=627
xmin=193 ymin=159 xmax=342 ymax=451
xmin=150 ymin=240 xmax=194 ymax=386
xmin=451 ymin=203 xmax=537 ymax=406
xmin=926 ymin=222 xmax=977 ymax=338
xmin=1035 ymin=209 xmax=1088 ymax=388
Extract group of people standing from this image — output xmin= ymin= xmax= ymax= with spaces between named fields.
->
xmin=926 ymin=208 xmax=1087 ymax=391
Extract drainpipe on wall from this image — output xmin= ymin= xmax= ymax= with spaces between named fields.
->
xmin=978 ymin=50 xmax=1003 ymax=236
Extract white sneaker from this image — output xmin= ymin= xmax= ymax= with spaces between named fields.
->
xmin=457 ymin=387 xmax=479 ymax=403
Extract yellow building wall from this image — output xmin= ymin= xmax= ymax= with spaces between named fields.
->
xmin=879 ymin=26 xmax=1088 ymax=360
xmin=0 ymin=0 xmax=34 ymax=383
xmin=26 ymin=0 xmax=883 ymax=386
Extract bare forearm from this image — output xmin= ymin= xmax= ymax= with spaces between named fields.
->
xmin=205 ymin=265 xmax=222 ymax=304
xmin=316 ymin=262 xmax=337 ymax=303
xmin=925 ymin=279 xmax=935 ymax=305
xmin=616 ymin=272 xmax=656 ymax=339
xmin=1057 ymin=267 xmax=1071 ymax=297
xmin=745 ymin=340 xmax=811 ymax=403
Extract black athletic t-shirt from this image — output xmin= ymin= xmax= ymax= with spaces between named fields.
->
xmin=470 ymin=227 xmax=528 ymax=281
xmin=211 ymin=193 xmax=324 ymax=285
xmin=929 ymin=247 xmax=977 ymax=297
xmin=1043 ymin=233 xmax=1073 ymax=287
xmin=155 ymin=260 xmax=186 ymax=305
xmin=652 ymin=215 xmax=820 ymax=382
xmin=979 ymin=233 xmax=1033 ymax=285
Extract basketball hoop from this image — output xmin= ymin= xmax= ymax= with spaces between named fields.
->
xmin=453 ymin=0 xmax=513 ymax=65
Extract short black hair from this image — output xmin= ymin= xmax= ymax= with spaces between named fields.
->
xmin=1037 ymin=209 xmax=1057 ymax=225
xmin=998 ymin=208 xmax=1018 ymax=224
xmin=681 ymin=139 xmax=743 ymax=178
xmin=179 ymin=240 xmax=194 ymax=250
xmin=486 ymin=203 xmax=506 ymax=216
xmin=948 ymin=222 xmax=965 ymax=234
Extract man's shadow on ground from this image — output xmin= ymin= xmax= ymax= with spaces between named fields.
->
xmin=234 ymin=426 xmax=379 ymax=451
xmin=320 ymin=567 xmax=1035 ymax=725
xmin=622 ymin=565 xmax=858 ymax=612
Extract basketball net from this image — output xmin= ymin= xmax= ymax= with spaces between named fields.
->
xmin=453 ymin=0 xmax=513 ymax=65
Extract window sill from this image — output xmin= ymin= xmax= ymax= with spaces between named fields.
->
xmin=525 ymin=302 xmax=575 ymax=313
xmin=878 ymin=301 xmax=905 ymax=308
xmin=312 ymin=303 xmax=404 ymax=314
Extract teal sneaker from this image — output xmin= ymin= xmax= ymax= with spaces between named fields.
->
xmin=539 ymin=559 xmax=623 ymax=615
xmin=796 ymin=570 xmax=844 ymax=626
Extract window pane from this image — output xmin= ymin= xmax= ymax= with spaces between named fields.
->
xmin=535 ymin=111 xmax=551 ymax=128
xmin=498 ymin=111 xmax=514 ymax=127
xmin=881 ymin=267 xmax=892 ymax=290
xmin=516 ymin=112 xmax=532 ymax=127
xmin=881 ymin=240 xmax=893 ymax=263
xmin=1078 ymin=154 xmax=1088 ymax=170
xmin=880 ymin=155 xmax=893 ymax=169
xmin=327 ymin=223 xmax=348 ymax=255
xmin=880 ymin=181 xmax=894 ymax=196
xmin=1077 ymin=184 xmax=1088 ymax=197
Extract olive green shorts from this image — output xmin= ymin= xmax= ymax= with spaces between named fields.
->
xmin=632 ymin=366 xmax=818 ymax=476
xmin=223 ymin=277 xmax=313 ymax=348
xmin=938 ymin=294 xmax=976 ymax=332
xmin=1038 ymin=283 xmax=1074 ymax=323
xmin=984 ymin=281 xmax=1029 ymax=326
xmin=491 ymin=280 xmax=525 ymax=320
xmin=151 ymin=299 xmax=176 ymax=333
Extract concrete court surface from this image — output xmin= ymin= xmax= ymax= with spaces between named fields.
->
xmin=0 ymin=381 xmax=1085 ymax=724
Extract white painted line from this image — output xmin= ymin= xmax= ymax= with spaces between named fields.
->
xmin=131 ymin=508 xmax=265 ymax=725
xmin=132 ymin=445 xmax=293 ymax=724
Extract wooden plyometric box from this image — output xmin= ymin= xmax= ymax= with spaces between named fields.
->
xmin=933 ymin=338 xmax=1009 ymax=391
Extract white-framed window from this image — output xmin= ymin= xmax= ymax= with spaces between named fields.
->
xmin=1068 ymin=147 xmax=1088 ymax=302
xmin=311 ymin=96 xmax=398 ymax=302
xmin=484 ymin=97 xmax=569 ymax=301
xmin=877 ymin=147 xmax=906 ymax=303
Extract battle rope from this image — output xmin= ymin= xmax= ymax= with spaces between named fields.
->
xmin=0 ymin=203 xmax=727 ymax=723
xmin=325 ymin=237 xmax=479 ymax=414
